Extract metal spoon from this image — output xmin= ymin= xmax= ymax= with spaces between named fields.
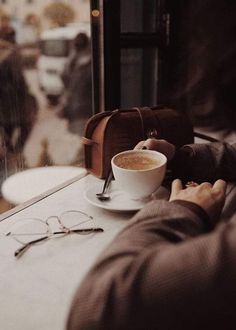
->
xmin=96 ymin=169 xmax=113 ymax=201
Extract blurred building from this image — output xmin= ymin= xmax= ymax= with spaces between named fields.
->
xmin=0 ymin=0 xmax=90 ymax=31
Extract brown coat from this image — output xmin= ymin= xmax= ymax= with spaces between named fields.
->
xmin=67 ymin=142 xmax=236 ymax=330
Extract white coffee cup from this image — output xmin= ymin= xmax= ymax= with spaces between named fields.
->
xmin=111 ymin=149 xmax=167 ymax=200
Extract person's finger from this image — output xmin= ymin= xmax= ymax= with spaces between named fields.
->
xmin=200 ymin=182 xmax=212 ymax=189
xmin=171 ymin=179 xmax=183 ymax=194
xmin=212 ymin=179 xmax=227 ymax=195
xmin=135 ymin=138 xmax=159 ymax=151
xmin=145 ymin=139 xmax=175 ymax=160
xmin=134 ymin=141 xmax=145 ymax=149
xmin=144 ymin=138 xmax=159 ymax=150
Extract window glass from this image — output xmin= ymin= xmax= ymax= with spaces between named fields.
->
xmin=0 ymin=3 xmax=91 ymax=214
xmin=41 ymin=40 xmax=70 ymax=57
xmin=121 ymin=0 xmax=158 ymax=33
xmin=121 ymin=48 xmax=158 ymax=107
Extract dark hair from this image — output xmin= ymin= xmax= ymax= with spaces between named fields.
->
xmin=74 ymin=33 xmax=89 ymax=51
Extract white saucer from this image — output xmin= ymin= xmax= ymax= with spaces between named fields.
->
xmin=84 ymin=182 xmax=169 ymax=212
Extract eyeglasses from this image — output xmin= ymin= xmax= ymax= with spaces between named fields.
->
xmin=5 ymin=210 xmax=104 ymax=258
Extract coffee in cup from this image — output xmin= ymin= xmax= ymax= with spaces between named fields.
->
xmin=111 ymin=150 xmax=167 ymax=200
xmin=114 ymin=153 xmax=161 ymax=170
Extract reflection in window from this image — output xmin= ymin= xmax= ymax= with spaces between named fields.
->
xmin=121 ymin=48 xmax=158 ymax=107
xmin=121 ymin=0 xmax=157 ymax=33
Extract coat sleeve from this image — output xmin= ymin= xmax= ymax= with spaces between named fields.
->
xmin=67 ymin=200 xmax=236 ymax=330
xmin=172 ymin=142 xmax=236 ymax=182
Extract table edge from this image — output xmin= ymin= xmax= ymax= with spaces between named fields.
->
xmin=0 ymin=171 xmax=87 ymax=222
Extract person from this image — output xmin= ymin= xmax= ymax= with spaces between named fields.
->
xmin=67 ymin=138 xmax=236 ymax=330
xmin=0 ymin=14 xmax=16 ymax=45
xmin=0 ymin=45 xmax=38 ymax=188
xmin=59 ymin=32 xmax=92 ymax=135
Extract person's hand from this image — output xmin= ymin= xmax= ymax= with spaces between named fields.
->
xmin=135 ymin=138 xmax=176 ymax=161
xmin=169 ymin=179 xmax=227 ymax=220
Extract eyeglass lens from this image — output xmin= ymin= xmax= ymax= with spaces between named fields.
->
xmin=59 ymin=210 xmax=95 ymax=233
xmin=7 ymin=218 xmax=48 ymax=244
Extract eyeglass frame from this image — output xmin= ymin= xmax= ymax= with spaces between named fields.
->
xmin=5 ymin=210 xmax=104 ymax=257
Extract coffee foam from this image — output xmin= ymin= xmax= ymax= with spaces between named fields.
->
xmin=114 ymin=154 xmax=160 ymax=170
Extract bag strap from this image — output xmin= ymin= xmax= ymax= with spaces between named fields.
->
xmin=132 ymin=106 xmax=161 ymax=140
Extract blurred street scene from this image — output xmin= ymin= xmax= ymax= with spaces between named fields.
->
xmin=0 ymin=1 xmax=92 ymax=212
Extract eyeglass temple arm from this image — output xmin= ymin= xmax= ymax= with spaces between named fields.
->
xmin=14 ymin=228 xmax=104 ymax=257
xmin=53 ymin=228 xmax=104 ymax=234
xmin=15 ymin=236 xmax=49 ymax=257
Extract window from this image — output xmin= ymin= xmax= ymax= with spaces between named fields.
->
xmin=90 ymin=0 xmax=169 ymax=112
xmin=0 ymin=4 xmax=92 ymax=215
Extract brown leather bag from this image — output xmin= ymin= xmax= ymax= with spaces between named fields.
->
xmin=82 ymin=106 xmax=194 ymax=179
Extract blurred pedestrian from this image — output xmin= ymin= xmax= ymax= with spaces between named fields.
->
xmin=0 ymin=14 xmax=16 ymax=45
xmin=0 ymin=48 xmax=38 ymax=153
xmin=59 ymin=32 xmax=92 ymax=135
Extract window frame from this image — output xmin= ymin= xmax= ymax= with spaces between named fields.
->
xmin=90 ymin=0 xmax=170 ymax=113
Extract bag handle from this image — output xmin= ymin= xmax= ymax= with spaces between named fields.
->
xmin=82 ymin=109 xmax=119 ymax=144
xmin=132 ymin=106 xmax=161 ymax=140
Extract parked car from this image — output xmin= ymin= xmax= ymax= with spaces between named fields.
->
xmin=37 ymin=23 xmax=90 ymax=104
